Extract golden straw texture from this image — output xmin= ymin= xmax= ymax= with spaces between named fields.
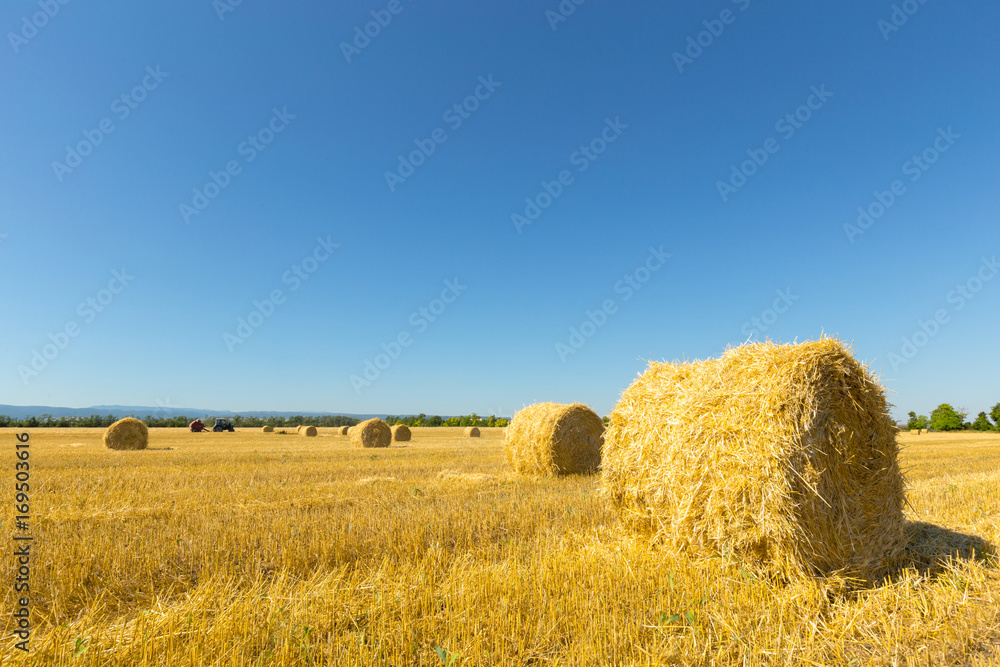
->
xmin=103 ymin=418 xmax=149 ymax=451
xmin=351 ymin=419 xmax=391 ymax=448
xmin=504 ymin=403 xmax=604 ymax=476
xmin=262 ymin=425 xmax=273 ymax=433
xmin=465 ymin=427 xmax=481 ymax=438
xmin=601 ymin=338 xmax=906 ymax=582
xmin=300 ymin=425 xmax=317 ymax=437
xmin=391 ymin=424 xmax=411 ymax=441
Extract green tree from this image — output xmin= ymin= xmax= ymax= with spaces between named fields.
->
xmin=991 ymin=403 xmax=1000 ymax=429
xmin=929 ymin=404 xmax=965 ymax=431
xmin=972 ymin=412 xmax=993 ymax=431
xmin=906 ymin=412 xmax=928 ymax=430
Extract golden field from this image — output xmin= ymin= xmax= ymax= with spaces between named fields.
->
xmin=2 ymin=427 xmax=1000 ymax=666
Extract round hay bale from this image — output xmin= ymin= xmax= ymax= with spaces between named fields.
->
xmin=350 ymin=418 xmax=391 ymax=448
xmin=465 ymin=426 xmax=481 ymax=438
xmin=909 ymin=429 xmax=919 ymax=435
xmin=601 ymin=338 xmax=906 ymax=583
xmin=338 ymin=426 xmax=350 ymax=435
xmin=300 ymin=425 xmax=317 ymax=437
xmin=103 ymin=417 xmax=149 ymax=451
xmin=504 ymin=403 xmax=603 ymax=476
xmin=391 ymin=424 xmax=411 ymax=441
xmin=262 ymin=425 xmax=273 ymax=433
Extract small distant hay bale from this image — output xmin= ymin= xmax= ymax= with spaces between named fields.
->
xmin=350 ymin=418 xmax=391 ymax=448
xmin=300 ymin=425 xmax=317 ymax=437
xmin=919 ymin=429 xmax=927 ymax=435
xmin=504 ymin=403 xmax=604 ymax=476
xmin=338 ymin=426 xmax=350 ymax=435
xmin=602 ymin=339 xmax=906 ymax=582
xmin=103 ymin=418 xmax=149 ymax=451
xmin=262 ymin=425 xmax=273 ymax=433
xmin=465 ymin=427 xmax=481 ymax=437
xmin=910 ymin=429 xmax=919 ymax=435
xmin=391 ymin=424 xmax=411 ymax=441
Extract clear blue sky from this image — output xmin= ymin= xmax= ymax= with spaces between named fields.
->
xmin=2 ymin=1 xmax=998 ymax=420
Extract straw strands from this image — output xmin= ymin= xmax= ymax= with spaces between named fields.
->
xmin=351 ymin=418 xmax=391 ymax=448
xmin=103 ymin=418 xmax=149 ymax=451
xmin=601 ymin=338 xmax=907 ymax=582
xmin=504 ymin=402 xmax=604 ymax=476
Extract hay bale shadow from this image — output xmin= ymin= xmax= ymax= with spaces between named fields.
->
xmin=146 ymin=447 xmax=174 ymax=451
xmin=887 ymin=521 xmax=995 ymax=580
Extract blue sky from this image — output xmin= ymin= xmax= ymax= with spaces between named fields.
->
xmin=2 ymin=0 xmax=998 ymax=420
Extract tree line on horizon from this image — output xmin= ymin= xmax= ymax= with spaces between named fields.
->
xmin=384 ymin=413 xmax=509 ymax=428
xmin=0 ymin=413 xmax=510 ymax=429
xmin=905 ymin=403 xmax=1000 ymax=432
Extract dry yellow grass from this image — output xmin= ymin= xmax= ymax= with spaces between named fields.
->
xmin=2 ymin=426 xmax=999 ymax=665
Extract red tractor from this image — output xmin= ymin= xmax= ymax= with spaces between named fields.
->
xmin=189 ymin=419 xmax=207 ymax=432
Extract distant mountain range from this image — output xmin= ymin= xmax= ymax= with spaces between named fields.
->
xmin=0 ymin=404 xmax=386 ymax=420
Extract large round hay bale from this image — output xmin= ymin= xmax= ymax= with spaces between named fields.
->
xmin=338 ymin=426 xmax=350 ymax=435
xmin=103 ymin=417 xmax=149 ymax=451
xmin=504 ymin=403 xmax=603 ymax=476
xmin=391 ymin=424 xmax=411 ymax=441
xmin=300 ymin=425 xmax=317 ymax=437
xmin=602 ymin=339 xmax=906 ymax=582
xmin=351 ymin=418 xmax=391 ymax=448
xmin=465 ymin=426 xmax=481 ymax=438
xmin=262 ymin=425 xmax=273 ymax=433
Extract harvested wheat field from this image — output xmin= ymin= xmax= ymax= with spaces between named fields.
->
xmin=2 ymin=426 xmax=1000 ymax=665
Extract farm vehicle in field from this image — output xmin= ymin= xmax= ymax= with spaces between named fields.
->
xmin=189 ymin=418 xmax=235 ymax=432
